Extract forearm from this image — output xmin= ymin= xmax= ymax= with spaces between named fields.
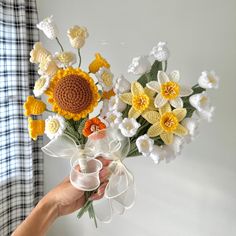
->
xmin=12 ymin=197 xmax=58 ymax=236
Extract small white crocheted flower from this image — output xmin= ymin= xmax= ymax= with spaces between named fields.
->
xmin=114 ymin=75 xmax=131 ymax=94
xmin=128 ymin=56 xmax=151 ymax=75
xmin=149 ymin=145 xmax=165 ymax=164
xmin=95 ymin=67 xmax=114 ymax=91
xmin=108 ymin=95 xmax=127 ymax=112
xmin=136 ymin=134 xmax=154 ymax=156
xmin=118 ymin=118 xmax=141 ymax=137
xmin=33 ymin=76 xmax=50 ymax=97
xmin=37 ymin=15 xmax=58 ymax=40
xmin=30 ymin=42 xmax=51 ymax=64
xmin=105 ymin=110 xmax=122 ymax=128
xmin=147 ymin=70 xmax=193 ymax=108
xmin=182 ymin=117 xmax=200 ymax=143
xmin=45 ymin=115 xmax=66 ymax=140
xmin=198 ymin=71 xmax=219 ymax=89
xmin=150 ymin=42 xmax=170 ymax=61
xmin=67 ymin=26 xmax=89 ymax=49
xmin=54 ymin=52 xmax=76 ymax=67
xmin=38 ymin=55 xmax=59 ymax=77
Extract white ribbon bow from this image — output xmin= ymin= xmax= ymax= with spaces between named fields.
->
xmin=42 ymin=128 xmax=135 ymax=223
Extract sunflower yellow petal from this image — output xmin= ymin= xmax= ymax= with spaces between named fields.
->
xmin=120 ymin=93 xmax=133 ymax=105
xmin=147 ymin=123 xmax=163 ymax=137
xmin=131 ymin=82 xmax=144 ymax=95
xmin=142 ymin=111 xmax=160 ymax=124
xmin=159 ymin=102 xmax=171 ymax=115
xmin=173 ymin=124 xmax=188 ymax=136
xmin=128 ymin=107 xmax=142 ymax=119
xmin=173 ymin=108 xmax=187 ymax=122
xmin=160 ymin=132 xmax=173 ymax=145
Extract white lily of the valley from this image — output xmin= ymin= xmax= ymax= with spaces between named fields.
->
xmin=118 ymin=118 xmax=141 ymax=137
xmin=95 ymin=67 xmax=114 ymax=91
xmin=149 ymin=145 xmax=167 ymax=164
xmin=37 ymin=16 xmax=58 ymax=40
xmin=105 ymin=111 xmax=122 ymax=128
xmin=149 ymin=42 xmax=170 ymax=61
xmin=189 ymin=91 xmax=211 ymax=112
xmin=198 ymin=71 xmax=219 ymax=89
xmin=114 ymin=75 xmax=131 ymax=94
xmin=147 ymin=71 xmax=193 ymax=108
xmin=108 ymin=95 xmax=127 ymax=112
xmin=128 ymin=56 xmax=151 ymax=75
xmin=182 ymin=118 xmax=200 ymax=143
xmin=136 ymin=135 xmax=154 ymax=156
xmin=196 ymin=106 xmax=215 ymax=122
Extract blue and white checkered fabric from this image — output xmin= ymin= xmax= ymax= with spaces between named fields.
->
xmin=0 ymin=1 xmax=43 ymax=235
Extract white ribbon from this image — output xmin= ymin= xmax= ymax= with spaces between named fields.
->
xmin=42 ymin=128 xmax=135 ymax=223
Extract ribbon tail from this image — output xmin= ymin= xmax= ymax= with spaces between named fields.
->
xmin=93 ymin=198 xmax=113 ymax=223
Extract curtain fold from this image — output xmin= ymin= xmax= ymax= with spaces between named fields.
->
xmin=0 ymin=0 xmax=43 ymax=235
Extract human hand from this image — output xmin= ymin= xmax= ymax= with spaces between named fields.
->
xmin=43 ymin=156 xmax=111 ymax=218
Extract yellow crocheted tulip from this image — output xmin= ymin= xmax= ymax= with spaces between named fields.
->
xmin=89 ymin=53 xmax=110 ymax=74
xmin=102 ymin=89 xmax=115 ymax=100
xmin=24 ymin=96 xmax=46 ymax=116
xmin=28 ymin=117 xmax=45 ymax=140
xmin=30 ymin=42 xmax=51 ymax=64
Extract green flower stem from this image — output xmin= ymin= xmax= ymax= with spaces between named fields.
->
xmin=164 ymin=60 xmax=168 ymax=72
xmin=78 ymin=49 xmax=82 ymax=67
xmin=55 ymin=37 xmax=64 ymax=52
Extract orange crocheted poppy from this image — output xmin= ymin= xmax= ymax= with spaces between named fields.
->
xmin=83 ymin=117 xmax=106 ymax=137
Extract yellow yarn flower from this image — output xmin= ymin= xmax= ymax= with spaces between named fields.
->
xmin=28 ymin=117 xmax=45 ymax=140
xmin=89 ymin=53 xmax=110 ymax=74
xmin=67 ymin=26 xmax=88 ymax=49
xmin=46 ymin=67 xmax=100 ymax=121
xmin=30 ymin=42 xmax=51 ymax=64
xmin=23 ymin=96 xmax=46 ymax=116
xmin=120 ymin=82 xmax=156 ymax=119
xmin=142 ymin=103 xmax=188 ymax=145
xmin=54 ymin=52 xmax=76 ymax=67
xmin=102 ymin=89 xmax=115 ymax=100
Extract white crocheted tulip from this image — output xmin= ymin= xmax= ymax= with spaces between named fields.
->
xmin=136 ymin=135 xmax=154 ymax=156
xmin=118 ymin=118 xmax=141 ymax=137
xmin=37 ymin=16 xmax=58 ymax=40
xmin=128 ymin=56 xmax=151 ymax=75
xmin=105 ymin=111 xmax=122 ymax=128
xmin=54 ymin=52 xmax=76 ymax=67
xmin=33 ymin=76 xmax=50 ymax=97
xmin=30 ymin=42 xmax=51 ymax=64
xmin=198 ymin=71 xmax=219 ymax=89
xmin=108 ymin=95 xmax=127 ymax=112
xmin=149 ymin=145 xmax=165 ymax=164
xmin=38 ymin=55 xmax=59 ymax=77
xmin=150 ymin=42 xmax=170 ymax=61
xmin=95 ymin=67 xmax=114 ymax=91
xmin=67 ymin=26 xmax=89 ymax=49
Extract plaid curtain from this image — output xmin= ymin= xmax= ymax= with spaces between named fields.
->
xmin=0 ymin=0 xmax=43 ymax=235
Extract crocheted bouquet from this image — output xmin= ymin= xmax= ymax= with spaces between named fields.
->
xmin=23 ymin=16 xmax=219 ymax=226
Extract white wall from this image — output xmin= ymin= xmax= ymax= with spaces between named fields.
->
xmin=36 ymin=0 xmax=236 ymax=235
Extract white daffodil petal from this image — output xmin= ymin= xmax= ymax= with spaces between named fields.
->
xmin=146 ymin=81 xmax=160 ymax=93
xmin=179 ymin=86 xmax=193 ymax=97
xmin=158 ymin=71 xmax=170 ymax=84
xmin=154 ymin=93 xmax=167 ymax=108
xmin=169 ymin=70 xmax=180 ymax=82
xmin=170 ymin=97 xmax=183 ymax=108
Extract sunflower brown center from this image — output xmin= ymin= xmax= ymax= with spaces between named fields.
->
xmin=53 ymin=74 xmax=93 ymax=114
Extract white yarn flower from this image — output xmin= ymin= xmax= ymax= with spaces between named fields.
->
xmin=108 ymin=95 xmax=127 ymax=112
xmin=196 ymin=106 xmax=215 ymax=122
xmin=33 ymin=76 xmax=50 ymax=97
xmin=45 ymin=115 xmax=66 ymax=140
xmin=182 ymin=118 xmax=200 ymax=143
xmin=95 ymin=67 xmax=114 ymax=91
xmin=54 ymin=52 xmax=76 ymax=67
xmin=128 ymin=56 xmax=151 ymax=75
xmin=149 ymin=145 xmax=166 ymax=164
xmin=30 ymin=42 xmax=51 ymax=64
xmin=100 ymin=99 xmax=109 ymax=118
xmin=105 ymin=111 xmax=122 ymax=128
xmin=198 ymin=71 xmax=219 ymax=89
xmin=118 ymin=118 xmax=141 ymax=137
xmin=147 ymin=70 xmax=193 ymax=108
xmin=136 ymin=135 xmax=154 ymax=156
xmin=38 ymin=55 xmax=59 ymax=77
xmin=67 ymin=26 xmax=89 ymax=49
xmin=150 ymin=42 xmax=170 ymax=61
xmin=114 ymin=75 xmax=131 ymax=94
xmin=37 ymin=15 xmax=58 ymax=40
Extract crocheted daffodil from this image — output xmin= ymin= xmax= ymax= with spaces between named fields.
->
xmin=120 ymin=82 xmax=156 ymax=119
xmin=143 ymin=103 xmax=188 ymax=145
xmin=89 ymin=53 xmax=110 ymax=74
xmin=147 ymin=71 xmax=193 ymax=108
